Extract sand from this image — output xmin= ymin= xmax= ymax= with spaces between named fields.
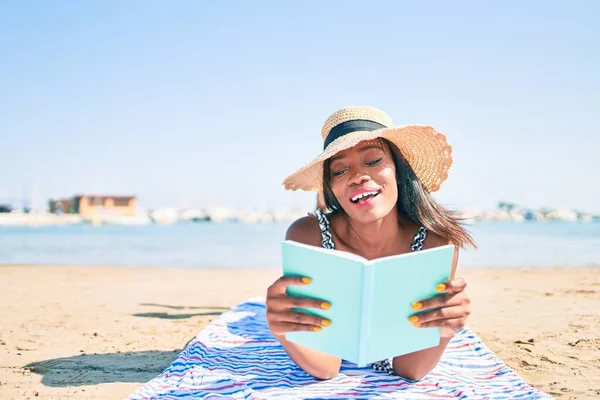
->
xmin=0 ymin=265 xmax=599 ymax=400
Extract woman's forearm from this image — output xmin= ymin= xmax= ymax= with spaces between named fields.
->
xmin=392 ymin=337 xmax=451 ymax=381
xmin=275 ymin=334 xmax=342 ymax=379
xmin=276 ymin=332 xmax=450 ymax=381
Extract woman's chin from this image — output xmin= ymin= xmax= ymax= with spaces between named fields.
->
xmin=345 ymin=201 xmax=394 ymax=222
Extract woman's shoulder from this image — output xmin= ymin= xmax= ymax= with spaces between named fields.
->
xmin=398 ymin=214 xmax=454 ymax=251
xmin=285 ymin=212 xmax=325 ymax=248
xmin=422 ymin=229 xmax=452 ymax=249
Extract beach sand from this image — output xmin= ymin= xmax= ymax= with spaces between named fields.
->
xmin=1 ymin=266 xmax=599 ymax=400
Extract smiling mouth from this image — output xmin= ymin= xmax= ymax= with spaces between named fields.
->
xmin=350 ymin=191 xmax=380 ymax=204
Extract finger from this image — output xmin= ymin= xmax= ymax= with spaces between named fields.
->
xmin=274 ymin=310 xmax=332 ymax=327
xmin=267 ymin=275 xmax=312 ymax=296
xmin=270 ymin=321 xmax=324 ymax=335
xmin=411 ymin=292 xmax=462 ymax=312
xmin=286 ymin=294 xmax=331 ymax=311
xmin=266 ymin=295 xmax=331 ymax=313
xmin=434 ymin=278 xmax=467 ymax=295
xmin=408 ymin=305 xmax=467 ymax=325
xmin=413 ymin=316 xmax=464 ymax=329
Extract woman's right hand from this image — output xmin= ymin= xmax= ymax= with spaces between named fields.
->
xmin=266 ymin=276 xmax=332 ymax=337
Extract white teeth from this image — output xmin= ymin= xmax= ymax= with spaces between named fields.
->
xmin=351 ymin=191 xmax=378 ymax=202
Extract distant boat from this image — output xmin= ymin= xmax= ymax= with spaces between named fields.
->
xmin=179 ymin=209 xmax=209 ymax=223
xmin=148 ymin=208 xmax=179 ymax=225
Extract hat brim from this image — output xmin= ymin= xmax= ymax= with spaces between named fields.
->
xmin=282 ymin=125 xmax=453 ymax=193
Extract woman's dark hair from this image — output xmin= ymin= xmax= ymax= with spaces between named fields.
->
xmin=322 ymin=138 xmax=476 ymax=249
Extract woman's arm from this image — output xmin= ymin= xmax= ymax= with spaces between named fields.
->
xmin=267 ymin=273 xmax=342 ymax=379
xmin=391 ymin=240 xmax=471 ymax=380
xmin=391 ymin=337 xmax=452 ymax=381
xmin=274 ymin=333 xmax=342 ymax=380
xmin=266 ymin=216 xmax=343 ymax=379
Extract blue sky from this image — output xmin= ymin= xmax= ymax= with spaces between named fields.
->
xmin=1 ymin=1 xmax=598 ymax=212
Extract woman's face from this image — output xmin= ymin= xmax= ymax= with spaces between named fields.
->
xmin=328 ymin=139 xmax=398 ymax=223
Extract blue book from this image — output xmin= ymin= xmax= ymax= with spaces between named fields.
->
xmin=281 ymin=240 xmax=455 ymax=367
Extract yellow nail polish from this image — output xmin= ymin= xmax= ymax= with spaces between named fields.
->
xmin=302 ymin=277 xmax=312 ymax=284
xmin=313 ymin=326 xmax=322 ymax=332
xmin=414 ymin=323 xmax=421 ymax=327
xmin=320 ymin=302 xmax=331 ymax=310
xmin=436 ymin=284 xmax=446 ymax=292
xmin=411 ymin=302 xmax=422 ymax=310
xmin=408 ymin=316 xmax=419 ymax=323
xmin=321 ymin=319 xmax=331 ymax=327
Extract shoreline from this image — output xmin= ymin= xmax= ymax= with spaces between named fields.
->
xmin=1 ymin=266 xmax=599 ymax=399
xmin=3 ymin=263 xmax=599 ymax=270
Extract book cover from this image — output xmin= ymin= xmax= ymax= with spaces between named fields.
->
xmin=281 ymin=240 xmax=455 ymax=367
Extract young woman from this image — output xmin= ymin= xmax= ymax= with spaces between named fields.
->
xmin=266 ymin=106 xmax=476 ymax=381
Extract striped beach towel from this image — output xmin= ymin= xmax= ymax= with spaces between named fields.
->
xmin=128 ymin=298 xmax=551 ymax=399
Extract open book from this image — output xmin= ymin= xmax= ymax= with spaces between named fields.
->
xmin=281 ymin=240 xmax=455 ymax=367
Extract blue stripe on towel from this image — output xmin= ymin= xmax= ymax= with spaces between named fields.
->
xmin=128 ymin=298 xmax=552 ymax=400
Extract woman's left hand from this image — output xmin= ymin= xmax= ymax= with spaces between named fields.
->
xmin=408 ymin=278 xmax=471 ymax=338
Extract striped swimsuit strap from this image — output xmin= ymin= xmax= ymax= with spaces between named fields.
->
xmin=311 ymin=208 xmax=427 ymax=251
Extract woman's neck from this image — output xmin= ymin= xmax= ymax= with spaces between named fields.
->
xmin=341 ymin=208 xmax=407 ymax=260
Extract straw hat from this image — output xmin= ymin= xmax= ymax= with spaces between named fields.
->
xmin=282 ymin=105 xmax=453 ymax=193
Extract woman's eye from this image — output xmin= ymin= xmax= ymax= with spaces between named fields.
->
xmin=333 ymin=169 xmax=347 ymax=177
xmin=366 ymin=158 xmax=383 ymax=166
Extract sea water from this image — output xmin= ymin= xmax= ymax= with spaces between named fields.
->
xmin=0 ymin=221 xmax=599 ymax=269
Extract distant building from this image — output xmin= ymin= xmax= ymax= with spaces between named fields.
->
xmin=48 ymin=198 xmax=74 ymax=214
xmin=49 ymin=195 xmax=137 ymax=217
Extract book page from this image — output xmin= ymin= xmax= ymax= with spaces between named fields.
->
xmin=282 ymin=241 xmax=365 ymax=363
xmin=364 ymin=245 xmax=454 ymax=364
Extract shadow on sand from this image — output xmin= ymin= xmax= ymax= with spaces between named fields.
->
xmin=24 ymin=349 xmax=180 ymax=387
xmin=138 ymin=303 xmax=229 ymax=311
xmin=24 ymin=304 xmax=230 ymax=388
xmin=133 ymin=304 xmax=229 ymax=320
xmin=133 ymin=311 xmax=223 ymax=319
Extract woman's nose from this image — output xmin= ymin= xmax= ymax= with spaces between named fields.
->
xmin=349 ymin=169 xmax=371 ymax=186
